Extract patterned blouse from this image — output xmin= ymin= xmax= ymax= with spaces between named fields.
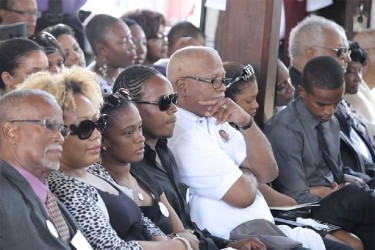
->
xmin=47 ymin=166 xmax=164 ymax=250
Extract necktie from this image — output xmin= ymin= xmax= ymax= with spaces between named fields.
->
xmin=316 ymin=123 xmax=345 ymax=183
xmin=46 ymin=191 xmax=71 ymax=242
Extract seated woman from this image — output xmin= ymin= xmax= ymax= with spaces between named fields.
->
xmin=43 ymin=23 xmax=86 ymax=68
xmin=274 ymin=59 xmax=295 ymax=114
xmin=122 ymin=9 xmax=168 ymax=67
xmin=223 ymin=61 xmax=364 ymax=250
xmin=0 ymin=38 xmax=48 ymax=96
xmin=30 ymin=31 xmax=65 ymax=74
xmin=17 ymin=66 xmax=195 ymax=250
xmin=94 ymin=88 xmax=197 ymax=246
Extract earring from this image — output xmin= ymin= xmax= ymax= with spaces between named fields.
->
xmin=98 ymin=59 xmax=108 ymax=79
xmin=102 ymin=146 xmax=107 ymax=151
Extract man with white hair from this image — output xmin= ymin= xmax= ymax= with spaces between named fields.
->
xmin=288 ymin=15 xmax=351 ymax=97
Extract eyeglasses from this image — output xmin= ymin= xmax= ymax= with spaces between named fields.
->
xmin=149 ymin=33 xmax=168 ymax=43
xmin=5 ymin=8 xmax=42 ymax=18
xmin=134 ymin=93 xmax=178 ymax=111
xmin=68 ymin=115 xmax=108 ymax=140
xmin=182 ymin=76 xmax=232 ymax=89
xmin=226 ymin=64 xmax=255 ymax=87
xmin=105 ymin=88 xmax=133 ymax=108
xmin=10 ymin=119 xmax=70 ymax=137
xmin=30 ymin=31 xmax=59 ymax=54
xmin=314 ymin=46 xmax=351 ymax=58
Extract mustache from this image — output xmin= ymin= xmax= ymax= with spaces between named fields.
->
xmin=45 ymin=144 xmax=63 ymax=153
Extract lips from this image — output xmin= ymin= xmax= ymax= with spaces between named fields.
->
xmin=135 ymin=145 xmax=145 ymax=154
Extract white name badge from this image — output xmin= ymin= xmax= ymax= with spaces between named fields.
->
xmin=71 ymin=230 xmax=92 ymax=250
xmin=158 ymin=202 xmax=170 ymax=217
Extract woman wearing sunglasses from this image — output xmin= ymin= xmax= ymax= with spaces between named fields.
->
xmin=30 ymin=31 xmax=65 ymax=74
xmin=96 ymin=87 xmax=197 ymax=248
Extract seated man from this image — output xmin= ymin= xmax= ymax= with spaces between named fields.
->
xmin=153 ymin=21 xmax=206 ymax=75
xmin=0 ymin=89 xmax=83 ymax=249
xmin=0 ymin=0 xmax=39 ymax=37
xmin=264 ymin=56 xmax=375 ymax=249
xmin=166 ymin=46 xmax=350 ymax=250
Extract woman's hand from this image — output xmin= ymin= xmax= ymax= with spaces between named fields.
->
xmin=176 ymin=230 xmax=199 ymax=250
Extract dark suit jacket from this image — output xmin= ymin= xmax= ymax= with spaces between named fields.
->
xmin=0 ymin=159 xmax=79 ymax=249
xmin=335 ymin=102 xmax=375 ymax=177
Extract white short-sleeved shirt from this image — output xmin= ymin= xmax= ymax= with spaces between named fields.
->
xmin=168 ymin=108 xmax=273 ymax=239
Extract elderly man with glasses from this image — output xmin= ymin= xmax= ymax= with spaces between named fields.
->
xmin=0 ymin=0 xmax=40 ymax=37
xmin=288 ymin=15 xmax=351 ymax=97
xmin=0 ymin=89 xmax=86 ymax=249
xmin=164 ymin=46 xmax=355 ymax=249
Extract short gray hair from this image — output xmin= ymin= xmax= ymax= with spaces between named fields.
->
xmin=0 ymin=89 xmax=56 ymax=125
xmin=289 ymin=15 xmax=347 ymax=60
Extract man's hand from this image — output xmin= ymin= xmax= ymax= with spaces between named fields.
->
xmin=227 ymin=237 xmax=266 ymax=250
xmin=199 ymin=97 xmax=251 ymax=126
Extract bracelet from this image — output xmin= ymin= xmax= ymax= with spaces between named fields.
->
xmin=173 ymin=236 xmax=193 ymax=250
xmin=237 ymin=117 xmax=254 ymax=130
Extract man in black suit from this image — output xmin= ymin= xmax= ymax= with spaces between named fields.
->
xmin=0 ymin=89 xmax=84 ymax=249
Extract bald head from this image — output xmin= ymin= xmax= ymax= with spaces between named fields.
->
xmin=167 ymin=46 xmax=222 ymax=87
xmin=167 ymin=46 xmax=225 ymax=116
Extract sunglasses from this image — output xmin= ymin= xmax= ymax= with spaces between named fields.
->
xmin=30 ymin=31 xmax=59 ymax=54
xmin=226 ymin=64 xmax=255 ymax=87
xmin=68 ymin=115 xmax=108 ymax=140
xmin=181 ymin=76 xmax=232 ymax=89
xmin=134 ymin=92 xmax=178 ymax=111
xmin=104 ymin=88 xmax=133 ymax=108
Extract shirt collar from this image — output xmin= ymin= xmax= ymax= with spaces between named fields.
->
xmin=12 ymin=165 xmax=49 ymax=204
xmin=294 ymin=96 xmax=320 ymax=129
xmin=176 ymin=107 xmax=216 ymax=125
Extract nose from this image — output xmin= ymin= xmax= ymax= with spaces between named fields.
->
xmin=52 ymin=129 xmax=65 ymax=144
xmin=167 ymin=102 xmax=178 ymax=113
xmin=136 ymin=130 xmax=145 ymax=143
xmin=341 ymin=51 xmax=351 ymax=63
xmin=90 ymin=127 xmax=101 ymax=140
xmin=354 ymin=71 xmax=362 ymax=82
xmin=324 ymin=105 xmax=335 ymax=117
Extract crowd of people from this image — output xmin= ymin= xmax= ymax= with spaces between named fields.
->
xmin=1 ymin=0 xmax=374 ymax=249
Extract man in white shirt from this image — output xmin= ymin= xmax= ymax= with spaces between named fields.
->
xmin=166 ymin=46 xmax=330 ymax=249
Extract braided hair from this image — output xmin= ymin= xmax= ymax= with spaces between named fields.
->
xmin=113 ymin=65 xmax=161 ymax=100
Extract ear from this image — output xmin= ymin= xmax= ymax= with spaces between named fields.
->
xmin=306 ymin=47 xmax=315 ymax=59
xmin=1 ymin=122 xmax=19 ymax=145
xmin=299 ymin=86 xmax=307 ymax=100
xmin=95 ymin=42 xmax=107 ymax=57
xmin=175 ymin=78 xmax=187 ymax=97
xmin=1 ymin=71 xmax=14 ymax=88
xmin=101 ymin=136 xmax=110 ymax=151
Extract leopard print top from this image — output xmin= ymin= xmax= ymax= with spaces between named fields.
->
xmin=47 ymin=167 xmax=164 ymax=250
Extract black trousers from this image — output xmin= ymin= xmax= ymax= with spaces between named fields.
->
xmin=311 ymin=184 xmax=375 ymax=249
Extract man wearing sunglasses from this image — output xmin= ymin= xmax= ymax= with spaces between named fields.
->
xmin=288 ymin=15 xmax=351 ymax=98
xmin=0 ymin=89 xmax=80 ymax=249
xmin=0 ymin=0 xmax=40 ymax=37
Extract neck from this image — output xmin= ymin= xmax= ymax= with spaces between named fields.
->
xmin=101 ymin=156 xmax=132 ymax=184
xmin=144 ymin=135 xmax=158 ymax=150
xmin=59 ymin=161 xmax=87 ymax=179
xmin=94 ymin=61 xmax=121 ymax=85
